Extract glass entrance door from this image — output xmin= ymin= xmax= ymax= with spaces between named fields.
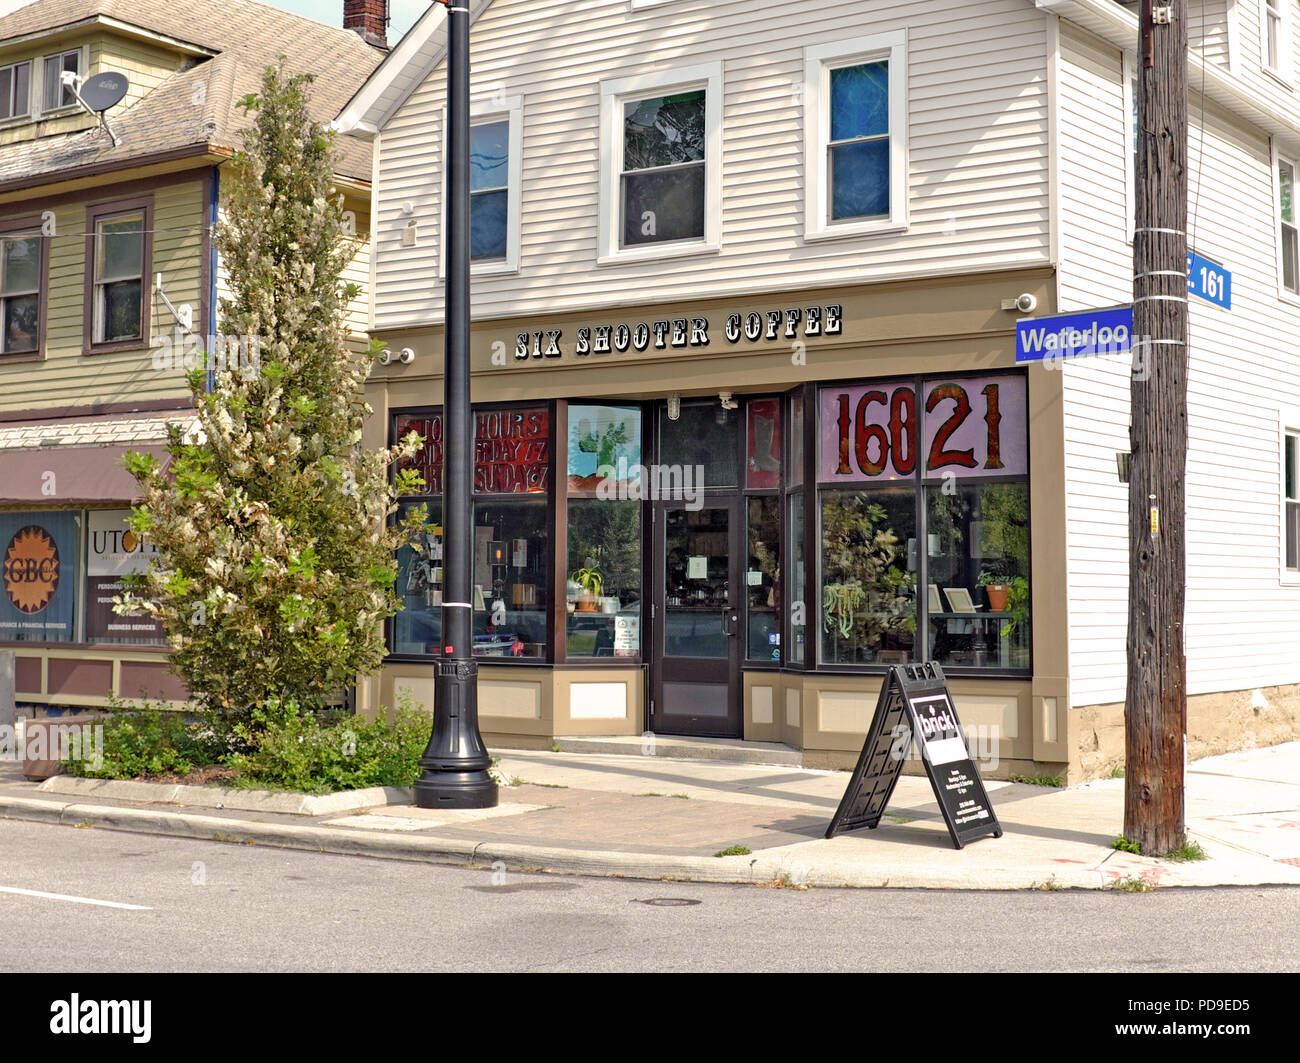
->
xmin=651 ymin=500 xmax=742 ymax=737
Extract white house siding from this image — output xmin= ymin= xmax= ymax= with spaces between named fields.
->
xmin=1192 ymin=0 xmax=1232 ymax=69
xmin=371 ymin=0 xmax=1053 ymax=329
xmin=1057 ymin=17 xmax=1300 ymax=708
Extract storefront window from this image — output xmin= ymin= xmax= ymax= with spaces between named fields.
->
xmin=817 ymin=372 xmax=1029 ymax=671
xmin=746 ymin=398 xmax=781 ymax=490
xmin=566 ymin=499 xmax=641 ymax=657
xmin=925 ymin=482 xmax=1030 ymax=670
xmin=391 ymin=405 xmax=551 ymax=659
xmin=660 ymin=402 xmax=738 ymax=489
xmin=474 ymin=499 xmax=549 ymax=658
xmin=820 ymin=487 xmax=916 ymax=665
xmin=745 ymin=497 xmax=781 ymax=661
xmin=0 ymin=511 xmax=79 ymax=643
xmin=393 ymin=499 xmax=445 ymax=656
xmin=788 ymin=493 xmax=806 ymax=666
xmin=568 ymin=404 xmax=642 ymax=492
xmin=86 ymin=509 xmax=165 ymax=645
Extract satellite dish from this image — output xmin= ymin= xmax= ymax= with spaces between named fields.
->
xmin=79 ymin=72 xmax=128 ymax=114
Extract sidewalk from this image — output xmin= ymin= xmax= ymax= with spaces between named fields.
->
xmin=2 ymin=741 xmax=1299 ymax=890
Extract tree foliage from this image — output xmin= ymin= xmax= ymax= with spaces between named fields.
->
xmin=119 ymin=63 xmax=425 ymax=721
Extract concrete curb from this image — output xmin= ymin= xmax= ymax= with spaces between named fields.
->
xmin=35 ymin=776 xmax=412 ymax=816
xmin=0 ymin=793 xmax=1280 ymax=891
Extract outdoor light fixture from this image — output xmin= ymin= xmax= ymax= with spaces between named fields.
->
xmin=719 ymin=391 xmax=738 ymax=410
xmin=1117 ymin=451 xmax=1132 ymax=483
xmin=667 ymin=394 xmax=681 ymax=421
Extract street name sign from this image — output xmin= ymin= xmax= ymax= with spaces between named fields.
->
xmin=826 ymin=663 xmax=1002 ymax=849
xmin=1015 ymin=306 xmax=1133 ymax=364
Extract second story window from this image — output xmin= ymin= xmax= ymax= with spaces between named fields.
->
xmin=42 ymin=49 xmax=80 ymax=112
xmin=446 ymin=96 xmax=521 ymax=275
xmin=0 ymin=61 xmax=31 ymax=121
xmin=599 ymin=63 xmax=722 ymax=262
xmin=0 ymin=230 xmax=40 ymax=356
xmin=470 ymin=119 xmax=509 ymax=261
xmin=1264 ymin=0 xmax=1293 ymax=79
xmin=804 ymin=31 xmax=909 ymax=241
xmin=620 ymin=89 xmax=706 ymax=247
xmin=86 ymin=202 xmax=151 ymax=349
xmin=1279 ymin=156 xmax=1298 ymax=294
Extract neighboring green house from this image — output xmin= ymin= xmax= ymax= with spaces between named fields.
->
xmin=0 ymin=0 xmax=385 ymax=711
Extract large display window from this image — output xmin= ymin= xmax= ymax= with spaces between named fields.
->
xmin=0 ymin=511 xmax=79 ymax=643
xmin=816 ymin=372 xmax=1030 ymax=672
xmin=566 ymin=404 xmax=643 ymax=658
xmin=391 ymin=405 xmax=551 ymax=660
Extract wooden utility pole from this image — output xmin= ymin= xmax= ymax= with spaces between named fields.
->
xmin=1126 ymin=0 xmax=1188 ymax=853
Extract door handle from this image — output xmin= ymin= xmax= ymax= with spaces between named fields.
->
xmin=722 ymin=609 xmax=740 ymax=636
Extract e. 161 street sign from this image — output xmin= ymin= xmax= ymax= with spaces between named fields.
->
xmin=1187 ymin=249 xmax=1231 ymax=309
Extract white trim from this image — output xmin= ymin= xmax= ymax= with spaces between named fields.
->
xmin=439 ymin=95 xmax=523 ymax=277
xmin=1280 ymin=409 xmax=1300 ymax=584
xmin=597 ymin=61 xmax=723 ymax=265
xmin=368 ymin=127 xmax=380 ymax=334
xmin=1047 ymin=15 xmax=1062 ymax=273
xmin=802 ymin=30 xmax=908 ymax=243
xmin=1271 ymin=139 xmax=1300 ymax=303
xmin=1123 ymin=50 xmax=1137 ymax=246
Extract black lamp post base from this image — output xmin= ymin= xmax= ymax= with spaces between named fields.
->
xmin=414 ymin=770 xmax=499 ymax=809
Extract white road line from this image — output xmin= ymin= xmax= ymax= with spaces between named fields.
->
xmin=0 ymin=886 xmax=152 ymax=911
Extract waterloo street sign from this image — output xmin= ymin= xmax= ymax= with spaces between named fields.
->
xmin=1015 ymin=306 xmax=1134 ymax=364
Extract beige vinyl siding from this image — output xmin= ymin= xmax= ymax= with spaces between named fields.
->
xmin=0 ymin=176 xmax=204 ymax=413
xmin=373 ymin=0 xmax=1052 ymax=329
xmin=1057 ymin=22 xmax=1300 ymax=706
xmin=93 ymin=32 xmax=191 ymax=115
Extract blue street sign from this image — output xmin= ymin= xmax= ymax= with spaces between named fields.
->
xmin=1188 ymin=250 xmax=1231 ymax=309
xmin=1015 ymin=306 xmax=1134 ymax=364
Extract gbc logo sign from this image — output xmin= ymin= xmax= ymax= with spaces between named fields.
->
xmin=3 ymin=525 xmax=61 ymax=615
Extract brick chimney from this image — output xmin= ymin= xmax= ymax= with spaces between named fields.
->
xmin=344 ymin=0 xmax=389 ymax=49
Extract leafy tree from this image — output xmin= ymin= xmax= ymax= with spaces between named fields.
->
xmin=119 ymin=64 xmax=424 ymax=722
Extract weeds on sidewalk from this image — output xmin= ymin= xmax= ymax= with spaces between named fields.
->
xmin=1160 ymin=840 xmax=1207 ymax=862
xmin=1028 ymin=875 xmax=1063 ymax=891
xmin=1112 ymin=835 xmax=1142 ymax=854
xmin=714 ymin=845 xmax=752 ymax=857
xmin=1109 ymin=874 xmax=1157 ymax=892
xmin=1011 ymin=774 xmax=1064 ymax=787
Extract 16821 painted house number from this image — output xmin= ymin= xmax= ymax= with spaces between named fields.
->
xmin=514 ymin=304 xmax=844 ymax=359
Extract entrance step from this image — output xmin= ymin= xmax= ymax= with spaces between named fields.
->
xmin=553 ymin=734 xmax=803 ymax=767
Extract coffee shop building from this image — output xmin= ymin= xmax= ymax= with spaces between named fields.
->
xmin=342 ymin=0 xmax=1300 ymax=781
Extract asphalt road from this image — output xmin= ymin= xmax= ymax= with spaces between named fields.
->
xmin=1 ymin=818 xmax=1298 ymax=973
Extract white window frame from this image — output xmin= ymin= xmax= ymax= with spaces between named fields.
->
xmin=1281 ymin=412 xmax=1300 ymax=583
xmin=803 ymin=30 xmax=909 ymax=243
xmin=41 ymin=47 xmax=84 ymax=116
xmin=598 ymin=62 xmax=723 ymax=265
xmin=440 ymin=95 xmax=523 ymax=277
xmin=1262 ymin=0 xmax=1294 ymax=84
xmin=1272 ymin=141 xmax=1300 ymax=301
xmin=0 ymin=59 xmax=32 ymax=124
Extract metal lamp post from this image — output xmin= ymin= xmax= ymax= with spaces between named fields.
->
xmin=414 ymin=0 xmax=498 ymax=809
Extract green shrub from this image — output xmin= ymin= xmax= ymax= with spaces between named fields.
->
xmin=224 ymin=697 xmax=429 ymax=794
xmin=63 ymin=704 xmax=232 ymax=780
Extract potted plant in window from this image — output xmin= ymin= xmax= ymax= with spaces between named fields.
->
xmin=977 ymin=563 xmax=1013 ymax=613
xmin=570 ymin=566 xmax=603 ymax=612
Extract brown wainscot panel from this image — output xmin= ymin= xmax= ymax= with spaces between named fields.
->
xmin=47 ymin=659 xmax=113 ymax=698
xmin=118 ymin=662 xmax=190 ymax=703
xmin=15 ymin=656 xmax=41 ymax=694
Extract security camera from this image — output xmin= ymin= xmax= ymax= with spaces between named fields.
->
xmin=719 ymin=391 xmax=739 ymax=410
xmin=378 ymin=348 xmax=392 ymax=365
xmin=1015 ymin=293 xmax=1037 ymax=314
xmin=399 ymin=347 xmax=415 ymax=365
